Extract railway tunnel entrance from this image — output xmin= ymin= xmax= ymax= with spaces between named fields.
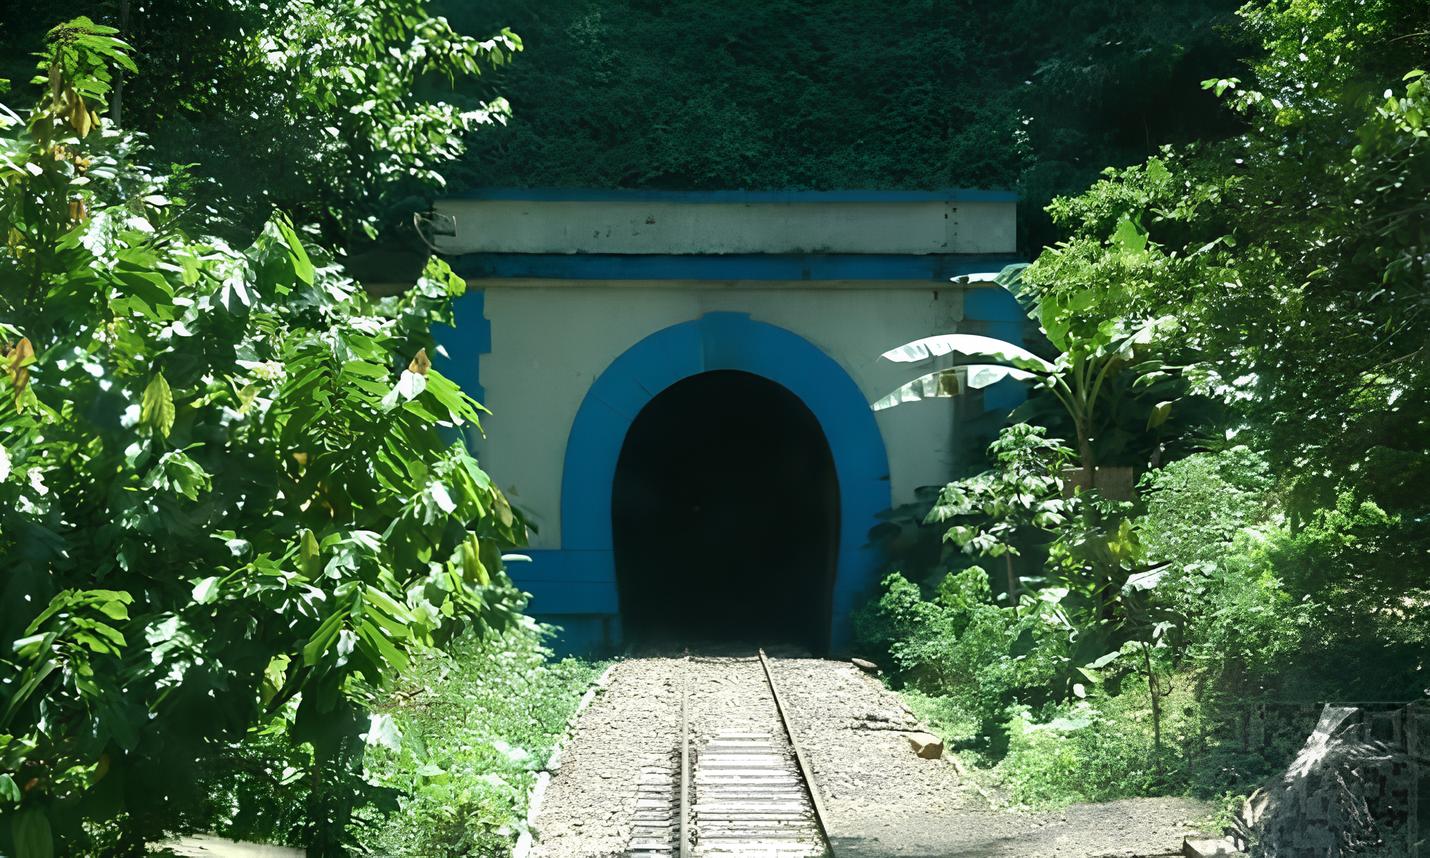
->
xmin=612 ymin=370 xmax=840 ymax=652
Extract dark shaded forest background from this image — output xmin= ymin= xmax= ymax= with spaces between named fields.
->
xmin=0 ymin=0 xmax=1248 ymax=251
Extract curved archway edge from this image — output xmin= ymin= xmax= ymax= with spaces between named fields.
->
xmin=546 ymin=312 xmax=891 ymax=654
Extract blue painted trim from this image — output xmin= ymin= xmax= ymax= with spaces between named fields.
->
xmin=964 ymin=286 xmax=1030 ymax=412
xmin=528 ymin=313 xmax=892 ymax=653
xmin=452 ymin=253 xmax=1025 ymax=282
xmin=452 ymin=187 xmax=1018 ymax=204
xmin=433 ymin=289 xmax=490 ymax=436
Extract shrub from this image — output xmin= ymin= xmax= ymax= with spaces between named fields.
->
xmin=998 ymin=683 xmax=1200 ymax=806
xmin=873 ymin=569 xmax=1070 ymax=739
xmin=360 ymin=625 xmax=604 ymax=857
xmin=0 ymin=23 xmax=524 ymax=854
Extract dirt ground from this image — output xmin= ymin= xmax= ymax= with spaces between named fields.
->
xmin=769 ymin=655 xmax=1214 ymax=858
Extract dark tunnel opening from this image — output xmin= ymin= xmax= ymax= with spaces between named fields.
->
xmin=612 ymin=370 xmax=840 ymax=652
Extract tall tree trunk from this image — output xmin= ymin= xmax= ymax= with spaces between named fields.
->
xmin=1005 ymin=553 xmax=1018 ymax=613
xmin=1076 ymin=421 xmax=1096 ymax=473
xmin=110 ymin=0 xmax=130 ymax=125
xmin=1143 ymin=642 xmax=1164 ymax=781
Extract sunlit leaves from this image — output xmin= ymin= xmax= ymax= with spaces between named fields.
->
xmin=875 ymin=286 xmax=1188 ymax=469
xmin=880 ymin=333 xmax=1055 ymax=373
xmin=0 ymin=26 xmax=524 ymax=853
xmin=140 ymin=372 xmax=175 ymax=438
xmin=1110 ymin=216 xmax=1148 ymax=255
xmin=928 ymin=425 xmax=1077 ymax=606
xmin=123 ymin=1 xmax=522 ymax=243
xmin=1030 ymin=0 xmax=1430 ymax=516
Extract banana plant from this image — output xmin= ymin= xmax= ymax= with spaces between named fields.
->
xmin=873 ymin=269 xmax=1183 ymax=472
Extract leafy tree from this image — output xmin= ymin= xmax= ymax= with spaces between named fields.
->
xmin=0 ymin=0 xmax=521 ymax=248
xmin=1021 ymin=0 xmax=1430 ymax=700
xmin=1023 ymin=2 xmax=1429 ymax=526
xmin=874 ymin=268 xmax=1190 ymax=472
xmin=925 ymin=424 xmax=1074 ymax=608
xmin=0 ymin=21 xmax=524 ymax=855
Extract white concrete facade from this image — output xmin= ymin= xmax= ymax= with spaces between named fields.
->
xmin=474 ymin=282 xmax=1007 ymax=547
xmin=438 ymin=197 xmax=1015 ymax=256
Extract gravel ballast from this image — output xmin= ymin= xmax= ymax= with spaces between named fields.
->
xmin=527 ymin=658 xmax=682 ymax=857
xmin=529 ymin=653 xmax=1215 ymax=857
xmin=768 ymin=655 xmax=1214 ymax=857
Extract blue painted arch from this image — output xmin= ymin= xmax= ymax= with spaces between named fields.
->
xmin=554 ymin=312 xmax=891 ymax=653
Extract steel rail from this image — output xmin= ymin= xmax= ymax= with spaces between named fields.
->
xmin=757 ymin=648 xmax=835 ymax=857
xmin=678 ymin=652 xmax=690 ymax=858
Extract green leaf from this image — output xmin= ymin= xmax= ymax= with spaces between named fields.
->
xmin=13 ymin=807 xmax=53 ymax=858
xmin=1088 ymin=650 xmax=1122 ymax=669
xmin=1144 ymin=157 xmax=1171 ymax=184
xmin=95 ymin=597 xmax=130 ymax=621
xmin=0 ymin=441 xmax=9 ymax=481
xmin=111 ymin=264 xmax=176 ymax=318
xmin=357 ymin=619 xmax=409 ymax=672
xmin=1111 ymin=216 xmax=1148 ymax=255
xmin=273 ymin=214 xmax=315 ymax=285
xmin=302 ymin=610 xmax=345 ymax=666
xmin=300 ymin=529 xmax=322 ymax=579
xmin=140 ymin=372 xmax=175 ymax=438
xmin=192 ymin=576 xmax=221 ymax=605
xmin=1039 ymin=301 xmax=1070 ymax=351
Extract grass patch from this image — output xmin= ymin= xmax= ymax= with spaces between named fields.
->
xmin=360 ymin=624 xmax=605 ymax=856
xmin=899 ymin=688 xmax=985 ymax=753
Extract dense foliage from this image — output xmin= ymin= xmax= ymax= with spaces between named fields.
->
xmin=0 ymin=0 xmax=520 ymax=248
xmin=1022 ymin=0 xmax=1430 ymax=698
xmin=429 ymin=0 xmax=1246 ymax=250
xmin=0 ymin=18 xmax=526 ymax=856
xmin=0 ymin=1 xmax=1250 ymax=248
xmin=861 ymin=0 xmax=1429 ymax=826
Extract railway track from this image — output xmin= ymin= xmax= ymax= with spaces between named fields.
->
xmin=626 ymin=649 xmax=833 ymax=857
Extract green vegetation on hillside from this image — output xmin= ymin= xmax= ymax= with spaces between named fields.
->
xmin=439 ymin=0 xmax=1248 ymax=250
xmin=0 ymin=0 xmax=1248 ymax=251
xmin=0 ymin=0 xmax=520 ymax=247
xmin=859 ymin=0 xmax=1429 ymax=830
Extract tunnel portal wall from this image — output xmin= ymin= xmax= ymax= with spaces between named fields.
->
xmin=441 ymin=283 xmax=1027 ymax=655
xmin=433 ymin=190 xmax=1026 ymax=655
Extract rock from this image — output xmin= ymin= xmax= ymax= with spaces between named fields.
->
xmin=1182 ymin=836 xmax=1244 ymax=857
xmin=1232 ymin=704 xmax=1422 ymax=856
xmin=151 ymin=835 xmax=304 ymax=857
xmin=851 ymin=657 xmax=879 ymax=673
xmin=904 ymin=731 xmax=944 ymax=759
